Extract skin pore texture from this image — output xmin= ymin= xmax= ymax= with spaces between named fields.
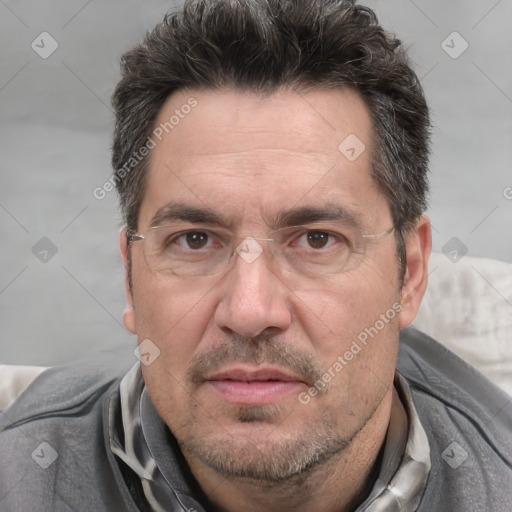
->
xmin=120 ymin=86 xmax=431 ymax=512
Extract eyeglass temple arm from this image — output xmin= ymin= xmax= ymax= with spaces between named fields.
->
xmin=361 ymin=226 xmax=394 ymax=240
xmin=127 ymin=231 xmax=144 ymax=243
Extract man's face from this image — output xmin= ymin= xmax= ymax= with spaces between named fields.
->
xmin=123 ymin=86 xmax=413 ymax=482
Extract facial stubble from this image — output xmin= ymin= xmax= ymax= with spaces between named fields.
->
xmin=169 ymin=336 xmax=387 ymax=484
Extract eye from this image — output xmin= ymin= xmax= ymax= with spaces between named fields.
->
xmin=175 ymin=231 xmax=211 ymax=250
xmin=295 ymin=230 xmax=338 ymax=250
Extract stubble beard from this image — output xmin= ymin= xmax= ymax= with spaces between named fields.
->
xmin=175 ymin=393 xmax=381 ymax=484
xmin=170 ymin=335 xmax=386 ymax=484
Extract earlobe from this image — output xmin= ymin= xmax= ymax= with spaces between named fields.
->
xmin=120 ymin=227 xmax=137 ymax=334
xmin=399 ymin=215 xmax=432 ymax=328
xmin=123 ymin=306 xmax=137 ymax=334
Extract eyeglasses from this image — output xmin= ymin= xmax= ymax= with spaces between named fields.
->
xmin=127 ymin=222 xmax=394 ymax=278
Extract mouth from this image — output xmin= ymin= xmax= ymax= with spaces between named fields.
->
xmin=205 ymin=366 xmax=306 ymax=405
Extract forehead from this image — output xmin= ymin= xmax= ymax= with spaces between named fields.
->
xmin=139 ymin=86 xmax=389 ymax=230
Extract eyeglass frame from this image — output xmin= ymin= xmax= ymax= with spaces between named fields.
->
xmin=126 ymin=221 xmax=395 ymax=278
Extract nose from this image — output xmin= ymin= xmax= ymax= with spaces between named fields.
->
xmin=214 ymin=241 xmax=292 ymax=338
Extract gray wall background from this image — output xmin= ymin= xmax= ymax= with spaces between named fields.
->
xmin=1 ymin=0 xmax=511 ymax=366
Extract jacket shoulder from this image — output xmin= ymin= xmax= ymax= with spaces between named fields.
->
xmin=398 ymin=327 xmax=512 ymax=511
xmin=0 ymin=347 xmax=139 ymax=512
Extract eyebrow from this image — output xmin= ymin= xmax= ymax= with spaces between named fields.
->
xmin=149 ymin=201 xmax=364 ymax=231
xmin=269 ymin=204 xmax=364 ymax=230
xmin=149 ymin=202 xmax=232 ymax=229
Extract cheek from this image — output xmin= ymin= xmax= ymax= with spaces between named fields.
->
xmin=135 ymin=280 xmax=218 ymax=419
xmin=131 ymin=265 xmax=218 ymax=374
xmin=299 ymin=283 xmax=400 ymax=415
xmin=290 ymin=265 xmax=400 ymax=381
xmin=292 ymin=267 xmax=398 ymax=337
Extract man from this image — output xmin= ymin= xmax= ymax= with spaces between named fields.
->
xmin=1 ymin=1 xmax=511 ymax=511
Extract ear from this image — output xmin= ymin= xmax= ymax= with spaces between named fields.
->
xmin=399 ymin=215 xmax=432 ymax=328
xmin=120 ymin=226 xmax=137 ymax=334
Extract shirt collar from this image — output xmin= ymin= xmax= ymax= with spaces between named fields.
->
xmin=356 ymin=373 xmax=431 ymax=511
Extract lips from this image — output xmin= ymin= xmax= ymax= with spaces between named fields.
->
xmin=209 ymin=367 xmax=303 ymax=383
xmin=205 ymin=366 xmax=305 ymax=405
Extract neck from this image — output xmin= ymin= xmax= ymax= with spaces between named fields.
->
xmin=185 ymin=389 xmax=395 ymax=512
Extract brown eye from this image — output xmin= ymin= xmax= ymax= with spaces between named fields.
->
xmin=306 ymin=231 xmax=330 ymax=249
xmin=184 ymin=232 xmax=209 ymax=249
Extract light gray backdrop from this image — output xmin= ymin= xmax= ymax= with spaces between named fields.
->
xmin=1 ymin=0 xmax=511 ymax=365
